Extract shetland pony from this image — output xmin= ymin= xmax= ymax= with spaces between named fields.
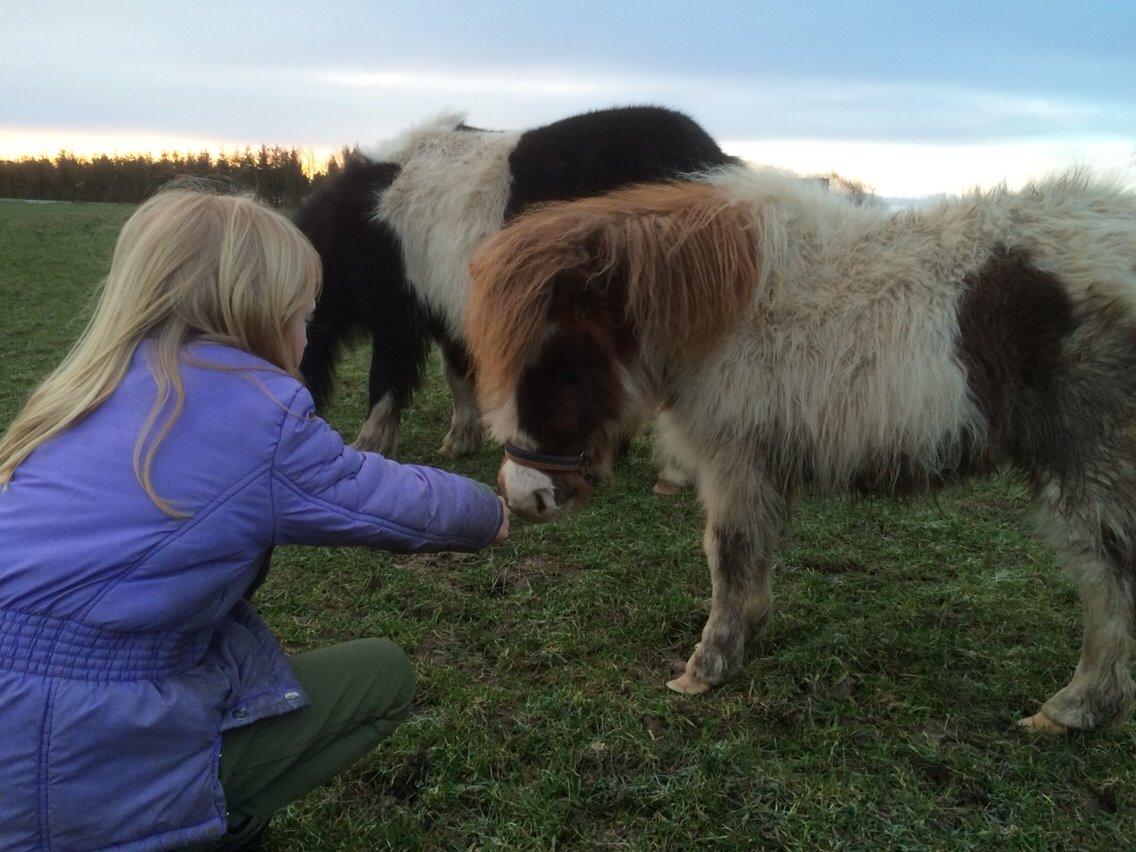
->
xmin=466 ymin=167 xmax=1136 ymax=733
xmin=294 ymin=105 xmax=735 ymax=472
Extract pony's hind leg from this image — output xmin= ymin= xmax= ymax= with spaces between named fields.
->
xmin=1022 ymin=495 xmax=1136 ymax=732
xmin=668 ymin=468 xmax=786 ymax=695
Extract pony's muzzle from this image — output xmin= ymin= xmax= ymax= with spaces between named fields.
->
xmin=497 ymin=458 xmax=589 ymax=522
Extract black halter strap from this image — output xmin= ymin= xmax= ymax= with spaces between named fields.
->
xmin=503 ymin=441 xmax=591 ymax=476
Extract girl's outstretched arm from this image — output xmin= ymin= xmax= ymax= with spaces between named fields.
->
xmin=270 ymin=386 xmax=505 ymax=552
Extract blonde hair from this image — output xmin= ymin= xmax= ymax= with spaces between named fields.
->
xmin=0 ymin=182 xmax=322 ymax=515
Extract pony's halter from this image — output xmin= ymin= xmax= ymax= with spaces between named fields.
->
xmin=503 ymin=441 xmax=593 ymax=479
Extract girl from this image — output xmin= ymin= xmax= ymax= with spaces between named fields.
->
xmin=0 ymin=184 xmax=508 ymax=850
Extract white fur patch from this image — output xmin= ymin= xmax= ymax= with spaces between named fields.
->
xmin=480 ymin=394 xmax=519 ymax=446
xmin=500 ymin=459 xmax=561 ymax=520
xmin=364 ymin=111 xmax=469 ymax=162
xmin=371 ymin=121 xmax=521 ymax=332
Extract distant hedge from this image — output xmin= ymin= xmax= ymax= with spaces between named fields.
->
xmin=0 ymin=147 xmax=352 ymax=207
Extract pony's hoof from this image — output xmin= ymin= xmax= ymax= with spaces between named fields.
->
xmin=666 ymin=671 xmax=712 ymax=695
xmin=437 ymin=440 xmax=462 ymax=458
xmin=354 ymin=402 xmax=400 ymax=455
xmin=439 ymin=429 xmax=483 ymax=458
xmin=653 ymin=478 xmax=683 ymax=496
xmin=352 ymin=434 xmax=397 ymax=455
xmin=1018 ymin=711 xmax=1068 ymax=735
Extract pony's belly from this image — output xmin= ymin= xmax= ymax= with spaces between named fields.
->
xmin=671 ymin=325 xmax=981 ymax=491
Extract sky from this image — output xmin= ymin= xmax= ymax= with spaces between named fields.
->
xmin=2 ymin=0 xmax=1134 ymax=197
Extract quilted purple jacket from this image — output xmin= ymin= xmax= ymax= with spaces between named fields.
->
xmin=0 ymin=341 xmax=503 ymax=850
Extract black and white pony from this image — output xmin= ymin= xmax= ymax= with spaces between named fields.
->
xmin=295 ymin=105 xmax=735 ymax=479
xmin=467 ymin=167 xmax=1136 ymax=733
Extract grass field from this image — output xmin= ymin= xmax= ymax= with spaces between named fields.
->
xmin=1 ymin=198 xmax=1134 ymax=850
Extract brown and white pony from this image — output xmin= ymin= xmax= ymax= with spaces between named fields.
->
xmin=467 ymin=167 xmax=1136 ymax=733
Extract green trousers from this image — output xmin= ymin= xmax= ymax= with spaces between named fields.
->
xmin=196 ymin=637 xmax=415 ymax=849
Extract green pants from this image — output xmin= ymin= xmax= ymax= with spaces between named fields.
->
xmin=201 ymin=638 xmax=415 ymax=848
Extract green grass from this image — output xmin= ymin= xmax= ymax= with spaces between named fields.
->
xmin=1 ymin=198 xmax=1133 ymax=850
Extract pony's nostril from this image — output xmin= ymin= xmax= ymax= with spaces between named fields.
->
xmin=534 ymin=492 xmax=547 ymax=514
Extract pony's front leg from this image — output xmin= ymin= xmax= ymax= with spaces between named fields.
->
xmin=668 ymin=473 xmax=786 ymax=695
xmin=651 ymin=412 xmax=694 ymax=496
xmin=438 ymin=338 xmax=484 ymax=458
xmin=652 ymin=452 xmax=694 ymax=496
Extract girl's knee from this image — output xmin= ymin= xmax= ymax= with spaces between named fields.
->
xmin=356 ymin=638 xmax=415 ymax=720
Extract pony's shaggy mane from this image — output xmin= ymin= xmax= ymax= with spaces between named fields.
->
xmin=364 ymin=110 xmax=469 ymax=162
xmin=467 ymin=182 xmax=760 ymax=407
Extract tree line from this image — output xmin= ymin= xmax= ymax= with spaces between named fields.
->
xmin=0 ymin=147 xmax=353 ymax=207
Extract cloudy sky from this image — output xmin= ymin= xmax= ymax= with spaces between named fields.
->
xmin=2 ymin=0 xmax=1134 ymax=196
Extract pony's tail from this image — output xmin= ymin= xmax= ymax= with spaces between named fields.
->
xmin=293 ymin=182 xmax=359 ymax=410
xmin=293 ymin=159 xmax=403 ymax=410
xmin=467 ymin=182 xmax=760 ymax=406
xmin=296 ymin=269 xmax=355 ymax=410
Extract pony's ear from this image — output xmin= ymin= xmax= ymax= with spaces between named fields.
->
xmin=588 ymin=184 xmax=760 ymax=361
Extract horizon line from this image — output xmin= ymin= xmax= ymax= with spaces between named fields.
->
xmin=2 ymin=127 xmax=1132 ymax=198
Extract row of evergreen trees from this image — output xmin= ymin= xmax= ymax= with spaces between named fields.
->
xmin=0 ymin=147 xmax=353 ymax=207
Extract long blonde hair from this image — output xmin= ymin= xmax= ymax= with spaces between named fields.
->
xmin=0 ymin=182 xmax=322 ymax=515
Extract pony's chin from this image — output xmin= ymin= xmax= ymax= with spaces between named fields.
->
xmin=511 ymin=499 xmax=575 ymax=524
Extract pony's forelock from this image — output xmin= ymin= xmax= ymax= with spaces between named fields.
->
xmin=466 ymin=182 xmax=761 ymax=410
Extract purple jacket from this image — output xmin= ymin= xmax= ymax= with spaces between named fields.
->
xmin=0 ymin=341 xmax=502 ymax=850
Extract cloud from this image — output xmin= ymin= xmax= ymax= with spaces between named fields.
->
xmin=3 ymin=49 xmax=1133 ymax=197
xmin=313 ymin=69 xmax=623 ymax=99
xmin=305 ymin=64 xmax=1135 ymax=146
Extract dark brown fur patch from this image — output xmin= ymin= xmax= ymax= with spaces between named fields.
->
xmin=848 ymin=440 xmax=997 ymax=497
xmin=715 ymin=528 xmax=766 ymax=595
xmin=1100 ymin=525 xmax=1136 ymax=613
xmin=1100 ymin=525 xmax=1132 ymax=578
xmin=956 ymin=246 xmax=1077 ymax=462
xmin=515 ymin=324 xmax=626 ymax=455
xmin=548 ymin=470 xmax=594 ymax=507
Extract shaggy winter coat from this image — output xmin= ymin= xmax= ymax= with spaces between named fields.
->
xmin=467 ymin=166 xmax=1136 ymax=731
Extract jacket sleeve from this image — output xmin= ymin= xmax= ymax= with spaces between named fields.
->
xmin=269 ymin=386 xmax=503 ymax=551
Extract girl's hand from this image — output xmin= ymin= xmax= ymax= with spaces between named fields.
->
xmin=492 ymin=497 xmax=510 ymax=544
